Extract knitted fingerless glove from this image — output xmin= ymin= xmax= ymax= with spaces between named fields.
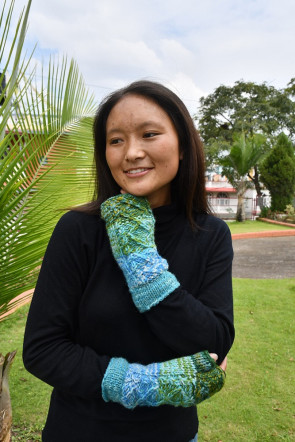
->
xmin=100 ymin=194 xmax=180 ymax=312
xmin=101 ymin=350 xmax=225 ymax=409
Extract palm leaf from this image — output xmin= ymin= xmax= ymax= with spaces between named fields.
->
xmin=0 ymin=1 xmax=97 ymax=319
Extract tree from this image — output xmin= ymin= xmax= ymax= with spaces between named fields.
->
xmin=196 ymin=80 xmax=295 ymax=196
xmin=220 ymin=133 xmax=266 ymax=221
xmin=197 ymin=80 xmax=295 ymax=142
xmin=260 ymin=133 xmax=295 ymax=212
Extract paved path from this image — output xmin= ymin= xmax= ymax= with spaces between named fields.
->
xmin=232 ymin=236 xmax=295 ymax=279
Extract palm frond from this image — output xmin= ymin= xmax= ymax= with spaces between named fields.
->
xmin=0 ymin=1 xmax=97 ymax=319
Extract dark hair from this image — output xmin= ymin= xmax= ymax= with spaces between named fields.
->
xmin=80 ymin=80 xmax=209 ymax=227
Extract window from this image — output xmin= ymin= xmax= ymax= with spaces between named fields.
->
xmin=217 ymin=192 xmax=229 ymax=206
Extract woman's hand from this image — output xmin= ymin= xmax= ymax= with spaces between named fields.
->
xmin=210 ymin=353 xmax=227 ymax=372
xmin=220 ymin=356 xmax=227 ymax=371
xmin=102 ymin=350 xmax=225 ymax=409
xmin=100 ymin=193 xmax=180 ymax=312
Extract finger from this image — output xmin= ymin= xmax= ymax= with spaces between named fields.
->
xmin=220 ymin=356 xmax=227 ymax=372
xmin=209 ymin=353 xmax=218 ymax=362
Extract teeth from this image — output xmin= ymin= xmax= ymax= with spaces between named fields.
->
xmin=127 ymin=168 xmax=148 ymax=174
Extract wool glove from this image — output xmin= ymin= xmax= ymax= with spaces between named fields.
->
xmin=100 ymin=194 xmax=180 ymax=312
xmin=101 ymin=350 xmax=225 ymax=409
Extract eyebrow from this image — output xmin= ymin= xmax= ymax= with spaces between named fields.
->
xmin=106 ymin=121 xmax=165 ymax=136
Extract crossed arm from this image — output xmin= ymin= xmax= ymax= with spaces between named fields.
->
xmin=23 ymin=194 xmax=233 ymax=410
xmin=99 ymin=194 xmax=232 ymax=408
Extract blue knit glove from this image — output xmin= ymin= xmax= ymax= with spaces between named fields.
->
xmin=101 ymin=350 xmax=225 ymax=409
xmin=100 ymin=194 xmax=180 ymax=312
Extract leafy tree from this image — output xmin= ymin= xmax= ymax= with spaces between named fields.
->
xmin=197 ymin=80 xmax=294 ymax=142
xmin=260 ymin=133 xmax=295 ymax=212
xmin=196 ymin=80 xmax=295 ymax=196
xmin=283 ymin=79 xmax=295 ymax=133
xmin=285 ymin=77 xmax=295 ymax=98
xmin=220 ymin=133 xmax=266 ymax=222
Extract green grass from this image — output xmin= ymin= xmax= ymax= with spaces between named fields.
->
xmin=227 ymin=219 xmax=294 ymax=234
xmin=1 ymin=278 xmax=295 ymax=441
xmin=199 ymin=278 xmax=295 ymax=441
xmin=0 ymin=305 xmax=52 ymax=441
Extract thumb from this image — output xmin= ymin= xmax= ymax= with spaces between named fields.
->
xmin=209 ymin=353 xmax=218 ymax=362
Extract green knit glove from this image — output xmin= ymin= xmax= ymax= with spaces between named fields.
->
xmin=101 ymin=350 xmax=225 ymax=409
xmin=100 ymin=194 xmax=180 ymax=312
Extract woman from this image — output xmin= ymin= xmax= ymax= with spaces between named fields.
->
xmin=23 ymin=80 xmax=234 ymax=442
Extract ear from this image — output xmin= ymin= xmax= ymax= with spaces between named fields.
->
xmin=179 ymin=150 xmax=184 ymax=160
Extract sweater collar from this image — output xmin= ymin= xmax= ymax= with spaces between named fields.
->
xmin=153 ymin=202 xmax=186 ymax=238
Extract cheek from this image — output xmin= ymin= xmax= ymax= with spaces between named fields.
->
xmin=161 ymin=147 xmax=180 ymax=172
xmin=105 ymin=149 xmax=119 ymax=173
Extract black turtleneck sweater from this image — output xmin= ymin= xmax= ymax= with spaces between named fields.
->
xmin=23 ymin=204 xmax=234 ymax=442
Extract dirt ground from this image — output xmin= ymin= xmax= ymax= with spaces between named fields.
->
xmin=232 ymin=236 xmax=295 ymax=279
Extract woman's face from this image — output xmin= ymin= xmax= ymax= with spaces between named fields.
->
xmin=105 ymin=94 xmax=181 ymax=208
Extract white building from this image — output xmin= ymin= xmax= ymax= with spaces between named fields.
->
xmin=205 ymin=169 xmax=270 ymax=219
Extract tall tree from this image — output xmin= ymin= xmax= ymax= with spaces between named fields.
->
xmin=197 ymin=80 xmax=294 ymax=143
xmin=220 ymin=133 xmax=266 ymax=222
xmin=196 ymin=80 xmax=294 ymax=196
xmin=260 ymin=133 xmax=295 ymax=212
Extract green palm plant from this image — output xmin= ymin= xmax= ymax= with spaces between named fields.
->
xmin=220 ymin=133 xmax=267 ymax=221
xmin=1 ymin=1 xmax=97 ymax=438
xmin=0 ymin=0 xmax=97 ymax=318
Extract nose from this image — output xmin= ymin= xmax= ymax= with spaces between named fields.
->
xmin=124 ymin=137 xmax=145 ymax=161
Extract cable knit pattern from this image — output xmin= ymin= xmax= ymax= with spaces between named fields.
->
xmin=100 ymin=194 xmax=180 ymax=312
xmin=101 ymin=351 xmax=225 ymax=409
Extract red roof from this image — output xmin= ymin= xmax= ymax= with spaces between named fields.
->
xmin=206 ymin=187 xmax=236 ymax=193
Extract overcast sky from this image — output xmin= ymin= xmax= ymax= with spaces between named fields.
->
xmin=11 ymin=0 xmax=295 ymax=115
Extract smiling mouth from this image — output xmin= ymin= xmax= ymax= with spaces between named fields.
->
xmin=124 ymin=168 xmax=152 ymax=174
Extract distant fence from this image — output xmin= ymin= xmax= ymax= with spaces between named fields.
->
xmin=208 ymin=197 xmax=262 ymax=220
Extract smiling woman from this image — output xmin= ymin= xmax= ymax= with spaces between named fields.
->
xmin=23 ymin=80 xmax=234 ymax=442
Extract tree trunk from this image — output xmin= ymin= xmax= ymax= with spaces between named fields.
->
xmin=248 ymin=165 xmax=262 ymax=197
xmin=253 ymin=165 xmax=263 ymax=197
xmin=236 ymin=194 xmax=245 ymax=222
xmin=235 ymin=180 xmax=248 ymax=222
xmin=0 ymin=351 xmax=16 ymax=442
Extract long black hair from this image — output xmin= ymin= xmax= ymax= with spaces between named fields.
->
xmin=79 ymin=80 xmax=209 ymax=227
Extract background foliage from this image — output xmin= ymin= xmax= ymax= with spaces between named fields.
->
xmin=196 ymin=80 xmax=295 ymax=205
xmin=260 ymin=133 xmax=295 ymax=211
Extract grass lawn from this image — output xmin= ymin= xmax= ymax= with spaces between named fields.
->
xmin=226 ymin=219 xmax=295 ymax=234
xmin=198 ymin=278 xmax=295 ymax=441
xmin=0 ymin=278 xmax=294 ymax=441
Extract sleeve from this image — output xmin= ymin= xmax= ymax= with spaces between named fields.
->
xmin=144 ymin=222 xmax=234 ymax=363
xmin=100 ymin=195 xmax=233 ymax=362
xmin=22 ymin=212 xmax=110 ymax=399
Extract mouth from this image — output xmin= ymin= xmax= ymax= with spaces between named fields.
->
xmin=124 ymin=167 xmax=153 ymax=176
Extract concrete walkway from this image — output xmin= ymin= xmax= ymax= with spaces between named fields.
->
xmin=232 ymin=235 xmax=295 ymax=279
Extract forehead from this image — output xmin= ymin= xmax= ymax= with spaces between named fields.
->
xmin=106 ymin=94 xmax=172 ymax=130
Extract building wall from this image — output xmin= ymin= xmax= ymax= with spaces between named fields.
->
xmin=205 ymin=173 xmax=270 ymax=219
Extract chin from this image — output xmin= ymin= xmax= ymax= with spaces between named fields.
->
xmin=129 ymin=192 xmax=148 ymax=198
xmin=124 ymin=188 xmax=149 ymax=197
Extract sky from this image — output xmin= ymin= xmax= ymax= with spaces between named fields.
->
xmin=10 ymin=0 xmax=295 ymax=115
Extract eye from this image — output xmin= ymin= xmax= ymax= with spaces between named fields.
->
xmin=109 ymin=138 xmax=123 ymax=145
xmin=143 ymin=132 xmax=158 ymax=138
